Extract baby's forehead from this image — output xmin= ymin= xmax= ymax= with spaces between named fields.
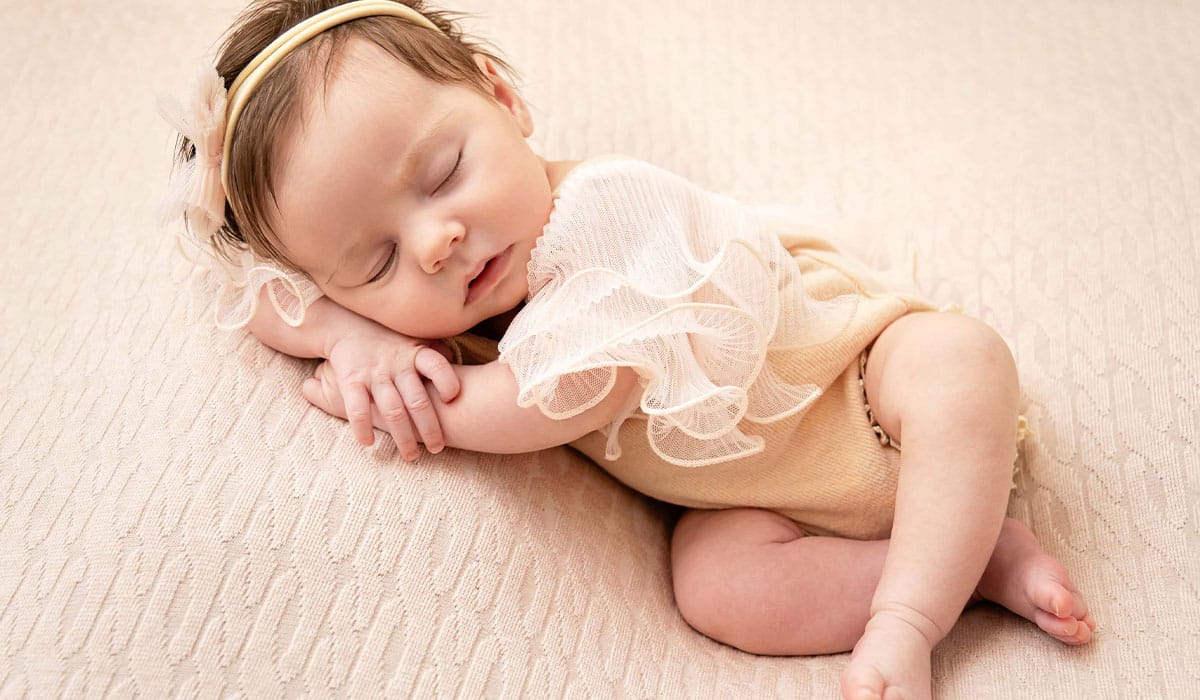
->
xmin=276 ymin=41 xmax=442 ymax=166
xmin=322 ymin=34 xmax=493 ymax=100
xmin=308 ymin=37 xmax=431 ymax=100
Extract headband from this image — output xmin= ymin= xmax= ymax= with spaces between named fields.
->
xmin=158 ymin=1 xmax=445 ymax=330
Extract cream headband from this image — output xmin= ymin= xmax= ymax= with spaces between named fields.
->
xmin=158 ymin=0 xmax=447 ymax=330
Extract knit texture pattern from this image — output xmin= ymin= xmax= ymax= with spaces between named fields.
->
xmin=1 ymin=0 xmax=1197 ymax=696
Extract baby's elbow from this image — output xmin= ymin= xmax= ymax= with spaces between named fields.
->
xmin=498 ymin=366 xmax=642 ymax=451
xmin=244 ymin=288 xmax=288 ymax=348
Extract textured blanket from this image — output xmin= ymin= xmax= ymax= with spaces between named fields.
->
xmin=2 ymin=0 xmax=1197 ymax=696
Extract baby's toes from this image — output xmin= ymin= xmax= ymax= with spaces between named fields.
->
xmin=1032 ymin=608 xmax=1080 ymax=638
xmin=1073 ymin=613 xmax=1097 ymax=643
xmin=1032 ymin=609 xmax=1093 ymax=645
xmin=1046 ymin=581 xmax=1094 ymax=629
xmin=1028 ymin=580 xmax=1091 ymax=644
xmin=1053 ymin=581 xmax=1090 ymax=620
xmin=1069 ymin=589 xmax=1091 ymax=621
xmin=1027 ymin=572 xmax=1078 ymax=618
xmin=840 ymin=663 xmax=886 ymax=700
xmin=1057 ymin=615 xmax=1094 ymax=645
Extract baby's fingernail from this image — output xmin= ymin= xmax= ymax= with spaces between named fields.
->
xmin=429 ymin=444 xmax=443 ymax=454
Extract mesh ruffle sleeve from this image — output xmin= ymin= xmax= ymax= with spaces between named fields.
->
xmin=180 ymin=236 xmax=324 ymax=331
xmin=497 ymin=158 xmax=858 ymax=467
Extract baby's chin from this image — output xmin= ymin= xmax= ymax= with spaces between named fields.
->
xmin=385 ymin=316 xmax=506 ymax=343
xmin=390 ymin=324 xmax=465 ymax=342
xmin=374 ymin=296 xmax=525 ymax=342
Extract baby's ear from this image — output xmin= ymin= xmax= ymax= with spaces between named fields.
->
xmin=472 ymin=53 xmax=533 ymax=137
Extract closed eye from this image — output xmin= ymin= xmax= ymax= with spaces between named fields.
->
xmin=368 ymin=244 xmax=397 ymax=284
xmin=434 ymin=150 xmax=463 ymax=193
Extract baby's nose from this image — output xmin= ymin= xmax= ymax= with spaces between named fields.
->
xmin=419 ymin=219 xmax=465 ymax=274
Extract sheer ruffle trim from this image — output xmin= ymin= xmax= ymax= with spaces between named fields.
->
xmin=177 ymin=235 xmax=323 ymax=331
xmin=498 ymin=158 xmax=858 ymax=468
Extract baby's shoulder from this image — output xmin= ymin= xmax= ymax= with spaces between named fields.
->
xmin=551 ymin=155 xmax=681 ymax=198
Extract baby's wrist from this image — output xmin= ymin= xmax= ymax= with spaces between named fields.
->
xmin=311 ymin=299 xmax=384 ymax=358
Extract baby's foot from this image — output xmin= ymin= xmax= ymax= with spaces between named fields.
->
xmin=971 ymin=518 xmax=1096 ymax=645
xmin=841 ymin=609 xmax=934 ymax=700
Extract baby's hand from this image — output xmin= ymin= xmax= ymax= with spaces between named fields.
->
xmin=301 ymin=330 xmax=461 ymax=460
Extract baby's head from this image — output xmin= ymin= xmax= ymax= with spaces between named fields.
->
xmin=174 ymin=0 xmax=556 ymax=338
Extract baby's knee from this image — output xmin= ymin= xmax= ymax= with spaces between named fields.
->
xmin=925 ymin=315 xmax=1021 ymax=421
xmin=891 ymin=313 xmax=1014 ymax=375
xmin=671 ymin=554 xmax=787 ymax=655
xmin=875 ymin=313 xmax=1019 ymax=411
xmin=670 ymin=509 xmax=801 ymax=652
xmin=941 ymin=314 xmax=1016 ymax=380
xmin=943 ymin=320 xmax=1020 ymax=421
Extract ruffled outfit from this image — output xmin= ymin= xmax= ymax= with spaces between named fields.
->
xmin=463 ymin=157 xmax=937 ymax=539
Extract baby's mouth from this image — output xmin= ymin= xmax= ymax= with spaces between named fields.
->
xmin=469 ymin=259 xmax=492 ymax=288
xmin=465 ymin=246 xmax=514 ymax=304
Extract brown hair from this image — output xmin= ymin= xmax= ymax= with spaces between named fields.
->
xmin=173 ymin=0 xmax=515 ymax=268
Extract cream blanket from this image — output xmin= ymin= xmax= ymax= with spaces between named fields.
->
xmin=2 ymin=0 xmax=1197 ymax=696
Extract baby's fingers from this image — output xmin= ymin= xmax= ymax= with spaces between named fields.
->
xmin=303 ymin=370 xmax=393 ymax=449
xmin=301 ymin=377 xmax=330 ymax=414
xmin=371 ymin=379 xmax=421 ymax=462
xmin=414 ymin=346 xmax=461 ymax=402
xmin=394 ymin=370 xmax=445 ymax=456
xmin=340 ymin=381 xmax=375 ymax=446
xmin=302 ymin=368 xmax=346 ymax=419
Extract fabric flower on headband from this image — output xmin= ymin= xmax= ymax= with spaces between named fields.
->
xmin=158 ymin=66 xmax=322 ymax=331
xmin=159 ymin=66 xmax=227 ymax=239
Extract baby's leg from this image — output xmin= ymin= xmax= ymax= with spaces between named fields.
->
xmin=671 ymin=507 xmax=889 ymax=655
xmin=842 ymin=311 xmax=1023 ymax=700
xmin=671 ymin=510 xmax=1094 ymax=658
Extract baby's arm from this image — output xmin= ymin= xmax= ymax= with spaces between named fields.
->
xmin=246 ymin=289 xmax=382 ymax=359
xmin=304 ymin=359 xmax=641 ymax=455
xmin=246 ymin=288 xmax=461 ymax=458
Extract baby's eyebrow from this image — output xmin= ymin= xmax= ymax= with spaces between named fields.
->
xmin=393 ymin=109 xmax=454 ymax=192
xmin=326 ymin=109 xmax=454 ymax=286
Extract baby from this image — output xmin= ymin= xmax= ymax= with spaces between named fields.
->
xmin=162 ymin=1 xmax=1095 ymax=697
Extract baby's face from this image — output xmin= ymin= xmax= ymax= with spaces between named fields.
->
xmin=270 ymin=39 xmax=554 ymax=339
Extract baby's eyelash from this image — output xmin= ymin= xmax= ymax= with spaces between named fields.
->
xmin=435 ymin=150 xmax=463 ymax=193
xmin=368 ymin=244 xmax=397 ymax=284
